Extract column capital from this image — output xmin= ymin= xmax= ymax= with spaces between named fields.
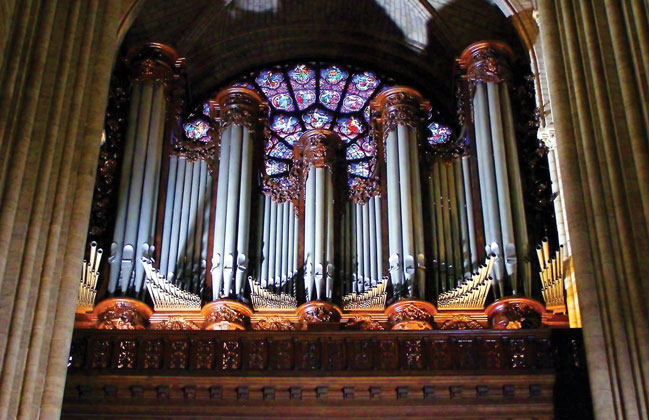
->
xmin=293 ymin=129 xmax=342 ymax=171
xmin=209 ymin=87 xmax=269 ymax=135
xmin=457 ymin=41 xmax=514 ymax=85
xmin=126 ymin=42 xmax=184 ymax=83
xmin=371 ymin=87 xmax=429 ymax=140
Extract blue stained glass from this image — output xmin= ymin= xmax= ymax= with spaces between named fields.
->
xmin=288 ymin=64 xmax=314 ymax=85
xmin=183 ymin=118 xmax=211 ymax=142
xmin=319 ymin=90 xmax=341 ymax=110
xmin=334 ymin=116 xmax=365 ymax=140
xmin=271 ymin=114 xmax=300 ymax=136
xmin=351 ymin=72 xmax=379 ymax=92
xmin=320 ymin=65 xmax=347 ymax=85
xmin=271 ymin=93 xmax=293 ymax=110
xmin=364 ymin=106 xmax=371 ymax=124
xmin=348 ymin=161 xmax=372 ymax=177
xmin=255 ymin=70 xmax=284 ymax=90
xmin=266 ymin=137 xmax=293 ymax=160
xmin=232 ymin=81 xmax=257 ymax=91
xmin=202 ymin=101 xmax=210 ymax=116
xmin=294 ymin=90 xmax=316 ymax=110
xmin=358 ymin=136 xmax=376 ymax=155
xmin=284 ymin=131 xmax=303 ymax=145
xmin=303 ymin=108 xmax=333 ymax=129
xmin=341 ymin=94 xmax=365 ymax=113
xmin=346 ymin=143 xmax=366 ymax=160
xmin=427 ymin=122 xmax=452 ymax=145
xmin=348 ymin=177 xmax=360 ymax=187
xmin=265 ymin=159 xmax=289 ymax=175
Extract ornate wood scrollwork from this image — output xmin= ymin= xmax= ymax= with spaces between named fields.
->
xmin=253 ymin=317 xmax=296 ymax=331
xmin=457 ymin=41 xmax=514 ymax=93
xmin=201 ymin=300 xmax=253 ymax=330
xmin=385 ymin=300 xmax=437 ymax=330
xmin=127 ymin=42 xmax=182 ymax=84
xmin=213 ymin=87 xmax=269 ymax=136
xmin=439 ymin=315 xmax=484 ymax=330
xmin=94 ymin=298 xmax=153 ymax=330
xmin=370 ymin=86 xmax=429 ymax=143
xmin=293 ymin=129 xmax=342 ymax=173
xmin=296 ymin=301 xmax=342 ymax=324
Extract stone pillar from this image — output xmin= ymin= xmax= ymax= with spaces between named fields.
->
xmin=0 ymin=1 xmax=124 ymax=419
xmin=294 ymin=129 xmax=343 ymax=302
xmin=208 ymin=87 xmax=266 ymax=300
xmin=458 ymin=42 xmax=531 ymax=298
xmin=107 ymin=43 xmax=182 ymax=298
xmin=539 ymin=1 xmax=649 ymax=419
xmin=371 ymin=87 xmax=428 ymax=299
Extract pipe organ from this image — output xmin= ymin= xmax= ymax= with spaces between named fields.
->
xmin=88 ymin=43 xmax=573 ymax=331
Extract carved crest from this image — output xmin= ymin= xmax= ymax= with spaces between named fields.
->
xmin=253 ymin=317 xmax=296 ymax=331
xmin=153 ymin=316 xmax=200 ymax=330
xmin=439 ymin=315 xmax=484 ymax=330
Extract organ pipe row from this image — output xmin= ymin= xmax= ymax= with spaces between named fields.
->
xmin=342 ymin=197 xmax=383 ymax=295
xmin=258 ymin=198 xmax=298 ymax=294
xmin=101 ymin=42 xmax=569 ymax=319
xmin=77 ymin=242 xmax=103 ymax=311
xmin=159 ymin=157 xmax=211 ymax=295
xmin=142 ymin=258 xmax=202 ymax=311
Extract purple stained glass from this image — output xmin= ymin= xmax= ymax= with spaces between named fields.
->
xmin=294 ymin=90 xmax=316 ymax=110
xmin=351 ymin=72 xmax=379 ymax=92
xmin=265 ymin=159 xmax=289 ymax=176
xmin=341 ymin=94 xmax=364 ymax=113
xmin=348 ymin=161 xmax=372 ymax=177
xmin=265 ymin=137 xmax=293 ymax=160
xmin=271 ymin=114 xmax=300 ymax=136
xmin=428 ymin=122 xmax=452 ymax=145
xmin=202 ymin=101 xmax=210 ymax=116
xmin=284 ymin=131 xmax=303 ymax=145
xmin=320 ymin=65 xmax=347 ymax=85
xmin=334 ymin=116 xmax=365 ymax=140
xmin=346 ymin=143 xmax=366 ymax=160
xmin=183 ymin=119 xmax=211 ymax=142
xmin=271 ymin=93 xmax=293 ymax=110
xmin=255 ymin=70 xmax=284 ymax=90
xmin=348 ymin=176 xmax=360 ymax=187
xmin=288 ymin=64 xmax=314 ymax=85
xmin=364 ymin=106 xmax=371 ymax=124
xmin=319 ymin=90 xmax=341 ymax=110
xmin=303 ymin=108 xmax=332 ymax=129
xmin=232 ymin=81 xmax=258 ymax=91
xmin=358 ymin=136 xmax=376 ymax=155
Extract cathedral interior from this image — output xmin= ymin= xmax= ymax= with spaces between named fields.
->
xmin=0 ymin=1 xmax=648 ymax=419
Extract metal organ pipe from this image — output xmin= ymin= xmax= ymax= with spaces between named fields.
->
xmin=211 ymin=128 xmax=230 ymax=299
xmin=462 ymin=156 xmax=479 ymax=269
xmin=304 ymin=166 xmax=316 ymax=298
xmin=260 ymin=195 xmax=271 ymax=286
xmin=235 ymin=128 xmax=254 ymax=296
xmin=385 ymin=129 xmax=403 ymax=288
xmin=159 ymin=155 xmax=177 ymax=276
xmin=222 ymin=125 xmax=243 ymax=296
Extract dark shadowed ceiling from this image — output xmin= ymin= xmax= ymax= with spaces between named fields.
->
xmin=123 ymin=0 xmax=522 ymax=118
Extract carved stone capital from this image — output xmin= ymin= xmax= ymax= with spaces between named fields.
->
xmin=371 ymin=86 xmax=429 ymax=141
xmin=457 ymin=41 xmax=514 ymax=87
xmin=127 ymin=42 xmax=183 ymax=84
xmin=386 ymin=300 xmax=437 ymax=330
xmin=94 ymin=298 xmax=153 ymax=330
xmin=485 ymin=297 xmax=545 ymax=329
xmin=296 ymin=301 xmax=342 ymax=324
xmin=201 ymin=300 xmax=253 ymax=330
xmin=212 ymin=87 xmax=268 ymax=135
xmin=293 ymin=129 xmax=342 ymax=171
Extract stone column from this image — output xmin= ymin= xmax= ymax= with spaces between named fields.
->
xmin=107 ymin=43 xmax=182 ymax=298
xmin=539 ymin=1 xmax=649 ymax=419
xmin=371 ymin=87 xmax=428 ymax=299
xmin=294 ymin=129 xmax=342 ymax=301
xmin=458 ymin=42 xmax=531 ymax=298
xmin=0 ymin=1 xmax=124 ymax=419
xmin=208 ymin=87 xmax=266 ymax=300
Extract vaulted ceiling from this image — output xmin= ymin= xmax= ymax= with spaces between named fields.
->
xmin=123 ymin=0 xmax=524 ymax=119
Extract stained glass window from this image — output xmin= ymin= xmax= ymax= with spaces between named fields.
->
xmin=183 ymin=118 xmax=211 ymax=143
xmin=427 ymin=122 xmax=452 ymax=145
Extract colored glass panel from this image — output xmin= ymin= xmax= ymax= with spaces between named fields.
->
xmin=271 ymin=114 xmax=300 ymax=137
xmin=341 ymin=94 xmax=364 ymax=113
xmin=427 ymin=122 xmax=452 ymax=145
xmin=303 ymin=107 xmax=333 ymax=130
xmin=334 ymin=116 xmax=365 ymax=141
xmin=348 ymin=161 xmax=372 ymax=177
xmin=183 ymin=119 xmax=211 ymax=142
xmin=265 ymin=137 xmax=293 ymax=160
xmin=265 ymin=159 xmax=289 ymax=176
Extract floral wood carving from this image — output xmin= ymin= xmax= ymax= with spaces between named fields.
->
xmin=205 ymin=305 xmax=246 ymax=324
xmin=457 ymin=41 xmax=513 ymax=93
xmin=253 ymin=317 xmax=296 ymax=331
xmin=371 ymin=87 xmax=429 ymax=143
xmin=345 ymin=316 xmax=384 ymax=331
xmin=97 ymin=302 xmax=147 ymax=330
xmin=153 ymin=316 xmax=200 ymax=330
xmin=387 ymin=303 xmax=432 ymax=325
xmin=294 ymin=129 xmax=341 ymax=174
xmin=348 ymin=176 xmax=380 ymax=205
xmin=439 ymin=315 xmax=483 ymax=330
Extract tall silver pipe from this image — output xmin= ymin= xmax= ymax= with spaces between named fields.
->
xmin=292 ymin=201 xmax=298 ymax=277
xmin=350 ymin=201 xmax=357 ymax=293
xmin=222 ymin=125 xmax=243 ymax=297
xmin=428 ymin=176 xmax=439 ymax=294
xmin=304 ymin=166 xmax=316 ymax=299
xmin=397 ymin=125 xmax=415 ymax=286
xmin=186 ymin=161 xmax=201 ymax=283
xmin=314 ymin=169 xmax=326 ymax=299
xmin=373 ymin=196 xmax=383 ymax=280
xmin=362 ymin=200 xmax=371 ymax=286
xmin=120 ymin=82 xmax=154 ymax=292
xmin=368 ymin=196 xmax=378 ymax=285
xmin=177 ymin=160 xmax=194 ymax=284
xmin=501 ymin=83 xmax=531 ymax=292
xmin=287 ymin=201 xmax=294 ymax=282
xmin=455 ymin=158 xmax=471 ymax=274
xmin=474 ymin=83 xmax=505 ymax=294
xmin=196 ymin=161 xmax=209 ymax=291
xmin=234 ymin=128 xmax=253 ymax=296
xmin=260 ymin=195 xmax=271 ymax=287
xmin=447 ymin=159 xmax=461 ymax=284
xmin=108 ymin=83 xmax=141 ymax=294
xmin=488 ymin=82 xmax=517 ymax=291
xmin=408 ymin=129 xmax=425 ymax=295
xmin=440 ymin=163 xmax=454 ymax=284
xmin=211 ymin=128 xmax=231 ymax=299
xmin=274 ymin=199 xmax=284 ymax=288
xmin=325 ymin=171 xmax=335 ymax=299
xmin=462 ymin=156 xmax=479 ymax=268
xmin=268 ymin=199 xmax=277 ymax=291
xmin=385 ymin=130 xmax=403 ymax=287
xmin=282 ymin=202 xmax=290 ymax=287
xmin=168 ymin=158 xmax=186 ymax=280
xmin=159 ymin=155 xmax=178 ymax=277
xmin=432 ymin=163 xmax=446 ymax=290
xmin=355 ymin=202 xmax=364 ymax=292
